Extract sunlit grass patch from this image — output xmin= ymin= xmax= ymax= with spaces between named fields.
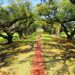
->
xmin=16 ymin=45 xmax=31 ymax=50
xmin=0 ymin=37 xmax=7 ymax=43
xmin=42 ymin=33 xmax=75 ymax=75
xmin=0 ymin=31 xmax=75 ymax=75
xmin=1 ymin=51 xmax=34 ymax=75
xmin=60 ymin=32 xmax=67 ymax=37
xmin=44 ymin=49 xmax=64 ymax=55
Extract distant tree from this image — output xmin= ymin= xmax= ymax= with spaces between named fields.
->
xmin=0 ymin=0 xmax=36 ymax=44
xmin=36 ymin=1 xmax=60 ymax=35
xmin=0 ymin=7 xmax=27 ymax=44
xmin=55 ymin=0 xmax=75 ymax=40
xmin=38 ymin=0 xmax=75 ymax=40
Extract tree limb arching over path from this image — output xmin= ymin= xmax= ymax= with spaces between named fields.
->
xmin=30 ymin=33 xmax=46 ymax=75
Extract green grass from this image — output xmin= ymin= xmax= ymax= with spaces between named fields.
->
xmin=0 ymin=31 xmax=75 ymax=75
xmin=0 ymin=37 xmax=7 ymax=42
xmin=60 ymin=32 xmax=67 ymax=37
xmin=42 ymin=33 xmax=75 ymax=75
xmin=13 ymin=33 xmax=20 ymax=40
xmin=0 ymin=31 xmax=67 ymax=43
xmin=0 ymin=38 xmax=34 ymax=75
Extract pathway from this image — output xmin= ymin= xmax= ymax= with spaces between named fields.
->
xmin=30 ymin=33 xmax=45 ymax=75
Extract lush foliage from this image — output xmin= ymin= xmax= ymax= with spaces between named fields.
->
xmin=0 ymin=0 xmax=37 ymax=44
xmin=37 ymin=0 xmax=75 ymax=40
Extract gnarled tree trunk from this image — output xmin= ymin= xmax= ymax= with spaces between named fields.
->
xmin=7 ymin=34 xmax=13 ymax=44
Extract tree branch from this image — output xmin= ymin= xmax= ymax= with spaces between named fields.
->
xmin=63 ymin=17 xmax=75 ymax=23
xmin=9 ymin=13 xmax=27 ymax=26
xmin=61 ymin=23 xmax=69 ymax=36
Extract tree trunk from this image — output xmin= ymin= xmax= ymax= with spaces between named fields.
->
xmin=67 ymin=30 xmax=75 ymax=41
xmin=67 ymin=34 xmax=74 ymax=41
xmin=18 ymin=31 xmax=23 ymax=39
xmin=61 ymin=23 xmax=75 ymax=40
xmin=0 ymin=33 xmax=13 ymax=44
xmin=7 ymin=34 xmax=13 ymax=44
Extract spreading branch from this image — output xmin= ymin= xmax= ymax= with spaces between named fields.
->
xmin=9 ymin=13 xmax=27 ymax=26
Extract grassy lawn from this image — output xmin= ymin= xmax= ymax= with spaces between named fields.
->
xmin=0 ymin=31 xmax=75 ymax=75
xmin=42 ymin=33 xmax=75 ymax=75
xmin=0 ymin=33 xmax=36 ymax=75
xmin=60 ymin=32 xmax=67 ymax=37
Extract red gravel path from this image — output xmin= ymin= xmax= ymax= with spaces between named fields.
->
xmin=30 ymin=34 xmax=45 ymax=75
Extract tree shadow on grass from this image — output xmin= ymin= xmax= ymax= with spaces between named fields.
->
xmin=44 ymin=46 xmax=75 ymax=75
xmin=42 ymin=36 xmax=75 ymax=75
xmin=19 ymin=55 xmax=34 ymax=64
xmin=43 ymin=37 xmax=75 ymax=75
xmin=0 ymin=42 xmax=34 ymax=68
xmin=43 ymin=42 xmax=75 ymax=50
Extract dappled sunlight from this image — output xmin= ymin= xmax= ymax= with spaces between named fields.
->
xmin=43 ymin=34 xmax=75 ymax=75
xmin=16 ymin=45 xmax=31 ymax=50
xmin=0 ymin=32 xmax=75 ymax=75
xmin=0 ymin=40 xmax=34 ymax=69
xmin=0 ymin=48 xmax=34 ymax=75
xmin=1 ymin=0 xmax=75 ymax=74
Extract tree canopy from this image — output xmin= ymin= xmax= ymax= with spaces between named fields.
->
xmin=0 ymin=0 xmax=75 ymax=44
xmin=36 ymin=0 xmax=75 ymax=40
xmin=0 ymin=0 xmax=37 ymax=44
